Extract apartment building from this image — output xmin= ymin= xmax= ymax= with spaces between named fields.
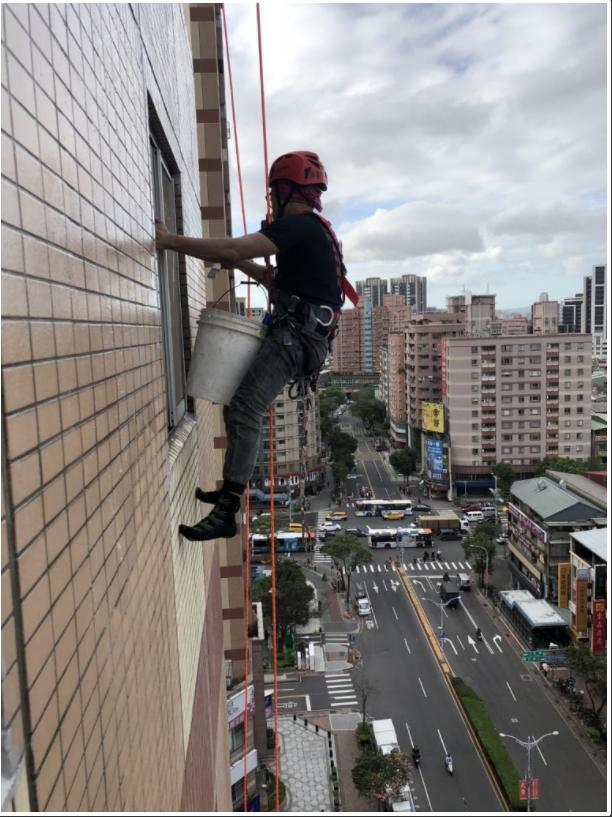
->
xmin=379 ymin=333 xmax=407 ymax=443
xmin=508 ymin=477 xmax=603 ymax=602
xmin=390 ymin=274 xmax=427 ymax=313
xmin=443 ymin=335 xmax=592 ymax=490
xmin=568 ymin=528 xmax=607 ymax=654
xmin=251 ymin=386 xmax=322 ymax=492
xmin=355 ymin=276 xmax=388 ymax=307
xmin=583 ymin=265 xmax=607 ymax=359
xmin=332 ymin=307 xmax=363 ymax=372
xmin=560 ymin=293 xmax=583 ymax=334
xmin=495 ymin=314 xmax=530 ymax=335
xmin=405 ymin=313 xmax=465 ymax=449
xmin=0 ymin=4 xmax=254 ymax=811
xmin=531 ymin=294 xmax=559 ymax=335
xmin=466 ymin=294 xmax=496 ymax=336
xmin=371 ymin=296 xmax=411 ymax=375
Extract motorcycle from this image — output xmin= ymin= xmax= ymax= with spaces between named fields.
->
xmin=444 ymin=754 xmax=454 ymax=775
xmin=412 ymin=748 xmax=421 ymax=768
xmin=475 ymin=627 xmax=482 ymax=642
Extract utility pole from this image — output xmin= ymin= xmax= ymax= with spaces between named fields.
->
xmin=499 ymin=731 xmax=558 ymax=811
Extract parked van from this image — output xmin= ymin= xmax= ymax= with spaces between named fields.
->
xmin=457 ymin=572 xmax=472 ymax=591
xmin=465 ymin=510 xmax=484 ymax=523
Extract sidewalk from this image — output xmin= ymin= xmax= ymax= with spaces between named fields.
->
xmin=272 ymin=716 xmax=334 ymax=812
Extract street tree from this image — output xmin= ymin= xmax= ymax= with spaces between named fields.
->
xmin=389 ymin=447 xmax=418 ymax=479
xmin=320 ymin=534 xmax=372 ymax=603
xmin=565 ymin=643 xmax=607 ymax=732
xmin=534 ymin=456 xmax=587 ymax=476
xmin=252 ymin=561 xmax=314 ymax=646
xmin=350 ymin=388 xmax=386 ymax=430
xmin=462 ymin=523 xmax=498 ymax=588
xmin=352 ymin=748 xmax=411 ymax=805
xmin=353 ymin=673 xmax=376 ymax=725
xmin=493 ymin=462 xmax=514 ymax=498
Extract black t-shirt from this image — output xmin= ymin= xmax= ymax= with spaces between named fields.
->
xmin=259 ymin=213 xmax=343 ymax=309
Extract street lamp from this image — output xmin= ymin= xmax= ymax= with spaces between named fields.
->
xmin=490 ymin=472 xmax=499 ymax=527
xmin=498 ymin=731 xmax=558 ymax=812
xmin=468 ymin=543 xmax=490 ymax=596
xmin=421 ymin=596 xmax=456 ymax=656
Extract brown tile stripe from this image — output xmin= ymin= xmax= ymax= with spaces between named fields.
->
xmin=222 ymin=607 xmax=243 ymax=621
xmin=190 ymin=6 xmax=214 ymax=22
xmin=199 ymin=158 xmax=223 ymax=172
xmin=220 ymin=566 xmax=243 ymax=579
xmin=224 ymin=649 xmax=244 ymax=661
xmin=196 ymin=109 xmax=220 ymax=123
xmin=193 ymin=58 xmax=218 ymax=73
xmin=201 ymin=206 xmax=225 ymax=220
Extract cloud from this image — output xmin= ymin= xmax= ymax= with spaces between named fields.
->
xmin=341 ymin=202 xmax=484 ymax=261
xmin=222 ymin=2 xmax=607 ymax=310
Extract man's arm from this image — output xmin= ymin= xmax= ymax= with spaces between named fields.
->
xmin=155 ymin=221 xmax=278 ymax=267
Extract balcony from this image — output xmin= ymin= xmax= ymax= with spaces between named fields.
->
xmin=546 ymin=422 xmax=558 ymax=430
xmin=546 ymin=399 xmax=559 ymax=407
xmin=481 ymin=360 xmax=496 ymax=369
xmin=482 ymin=401 xmax=496 ymax=408
xmin=481 ymin=375 xmax=496 ymax=382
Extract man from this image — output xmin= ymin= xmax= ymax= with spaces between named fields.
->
xmin=155 ymin=151 xmax=351 ymax=541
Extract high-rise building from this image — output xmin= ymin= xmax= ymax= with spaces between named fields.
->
xmin=356 ymin=277 xmax=388 ymax=307
xmin=379 ymin=333 xmax=408 ymax=443
xmin=390 ymin=274 xmax=427 ymax=313
xmin=496 ymin=314 xmax=530 ymax=335
xmin=442 ymin=334 xmax=592 ymax=492
xmin=405 ymin=313 xmax=465 ymax=448
xmin=252 ymin=387 xmax=323 ymax=491
xmin=332 ymin=307 xmax=363 ymax=372
xmin=582 ymin=266 xmax=607 ymax=359
xmin=1 ymin=4 xmax=241 ymax=811
xmin=371 ymin=296 xmax=411 ymax=375
xmin=446 ymin=295 xmax=467 ymax=315
xmin=466 ymin=294 xmax=496 ymax=336
xmin=560 ymin=293 xmax=583 ymax=334
xmin=531 ymin=293 xmax=559 ymax=335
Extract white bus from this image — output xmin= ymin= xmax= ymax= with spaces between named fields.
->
xmin=354 ymin=499 xmax=413 ymax=517
xmin=367 ymin=526 xmax=433 ymax=549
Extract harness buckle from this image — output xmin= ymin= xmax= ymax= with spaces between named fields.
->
xmin=315 ymin=305 xmax=335 ymax=327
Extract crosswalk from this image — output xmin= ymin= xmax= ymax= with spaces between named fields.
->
xmin=325 ymin=671 xmax=358 ymax=708
xmin=297 ymin=632 xmax=349 ymax=647
xmin=353 ymin=560 xmax=471 ymax=574
xmin=313 ymin=511 xmax=333 ymax=567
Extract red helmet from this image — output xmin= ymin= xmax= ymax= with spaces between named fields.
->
xmin=269 ymin=151 xmax=328 ymax=190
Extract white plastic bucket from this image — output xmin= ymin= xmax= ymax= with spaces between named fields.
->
xmin=187 ymin=308 xmax=266 ymax=405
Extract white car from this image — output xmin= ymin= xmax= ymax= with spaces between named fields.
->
xmin=357 ymin=597 xmax=371 ymax=616
xmin=319 ymin=521 xmax=342 ymax=532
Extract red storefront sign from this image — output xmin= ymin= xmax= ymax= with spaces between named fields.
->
xmin=519 ymin=780 xmax=528 ymax=800
xmin=592 ymin=599 xmax=607 ymax=655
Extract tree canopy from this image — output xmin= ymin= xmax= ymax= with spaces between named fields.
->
xmin=390 ymin=447 xmax=418 ymax=478
xmin=349 ymin=387 xmax=386 ymax=430
xmin=462 ymin=522 xmax=499 ymax=586
xmin=565 ymin=642 xmax=607 ymax=731
xmin=352 ymin=748 xmax=411 ymax=803
xmin=493 ymin=462 xmax=514 ymax=498
xmin=320 ymin=534 xmax=372 ymax=602
xmin=252 ymin=561 xmax=314 ymax=645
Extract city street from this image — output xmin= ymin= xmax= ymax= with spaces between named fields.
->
xmin=307 ymin=412 xmax=607 ymax=812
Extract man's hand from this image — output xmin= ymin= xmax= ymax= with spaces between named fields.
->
xmin=155 ymin=220 xmax=175 ymax=250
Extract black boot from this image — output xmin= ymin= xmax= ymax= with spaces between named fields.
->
xmin=195 ymin=487 xmax=220 ymax=504
xmin=179 ymin=492 xmax=240 ymax=541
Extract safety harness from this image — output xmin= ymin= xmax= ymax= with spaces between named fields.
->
xmin=268 ymin=211 xmax=359 ymax=401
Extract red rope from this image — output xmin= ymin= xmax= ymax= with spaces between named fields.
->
xmin=220 ymin=6 xmax=252 ymax=807
xmin=255 ymin=10 xmax=280 ymax=808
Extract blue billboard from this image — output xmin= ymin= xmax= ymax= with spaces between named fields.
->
xmin=426 ymin=438 xmax=445 ymax=482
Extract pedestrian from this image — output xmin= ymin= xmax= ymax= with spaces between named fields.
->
xmin=156 ymin=152 xmax=357 ymax=541
xmin=541 ymin=662 xmax=549 ymax=679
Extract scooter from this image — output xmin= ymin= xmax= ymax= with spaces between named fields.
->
xmin=444 ymin=754 xmax=454 ymax=775
xmin=412 ymin=748 xmax=421 ymax=768
xmin=476 ymin=627 xmax=483 ymax=642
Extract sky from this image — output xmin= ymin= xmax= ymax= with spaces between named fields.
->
xmin=222 ymin=2 xmax=608 ymax=311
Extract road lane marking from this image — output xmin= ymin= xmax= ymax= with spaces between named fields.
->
xmin=370 ymin=564 xmax=374 ymax=573
xmin=437 ymin=728 xmax=448 ymax=754
xmin=442 ymin=637 xmax=458 ymax=655
xmin=467 ymin=635 xmax=479 ymax=654
xmin=418 ymin=677 xmax=428 ymax=698
xmin=405 ymin=723 xmax=433 ymax=811
xmin=456 ymin=635 xmax=466 ymax=650
xmin=382 ymin=579 xmax=388 ymax=591
xmin=483 ymin=636 xmax=495 ymax=655
xmin=331 ymin=694 xmax=358 ymax=699
xmin=392 ymin=606 xmax=399 ymax=620
xmin=506 ymin=681 xmax=517 ymax=702
xmin=403 ymin=638 xmax=411 ymax=654
xmin=451 ymin=561 xmax=457 ymax=569
xmin=493 ymin=634 xmax=503 ymax=652
xmin=535 ymin=740 xmax=549 ymax=766
xmin=377 ymin=564 xmax=382 ymax=573
xmin=325 ymin=673 xmax=347 ymax=678
xmin=330 ymin=700 xmax=358 ymax=707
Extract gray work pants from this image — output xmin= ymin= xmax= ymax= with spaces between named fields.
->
xmin=223 ymin=322 xmax=328 ymax=488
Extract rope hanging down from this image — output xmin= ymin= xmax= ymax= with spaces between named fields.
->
xmin=256 ymin=5 xmax=282 ymax=812
xmin=220 ymin=6 xmax=253 ymax=807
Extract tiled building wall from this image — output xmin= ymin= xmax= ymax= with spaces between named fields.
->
xmin=2 ymin=3 xmax=230 ymax=812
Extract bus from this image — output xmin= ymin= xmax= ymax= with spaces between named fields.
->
xmin=367 ymin=526 xmax=432 ymax=549
xmin=250 ymin=531 xmax=308 ymax=557
xmin=355 ymin=499 xmax=413 ymax=517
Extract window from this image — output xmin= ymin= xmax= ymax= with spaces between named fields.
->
xmin=528 ymin=421 xmax=538 ymax=428
xmin=529 ymin=357 xmax=541 ymax=364
xmin=471 ymin=372 xmax=479 ymax=380
xmin=472 ymin=359 xmax=478 ymax=366
xmin=564 ymin=420 xmax=571 ymax=427
xmin=472 ymin=385 xmax=479 ymax=392
xmin=472 ymin=410 xmax=479 ymax=417
xmin=577 ymin=394 xmax=584 ymax=402
xmin=564 ymin=408 xmax=571 ymax=415
xmin=471 ymin=346 xmax=478 ymax=353
xmin=577 ymin=355 xmax=584 ymax=362
xmin=472 ymin=423 xmax=479 ymax=430
xmin=501 ymin=357 xmax=512 ymax=365
xmin=472 ymin=448 xmax=479 ymax=455
xmin=230 ymin=722 xmax=245 ymax=752
xmin=564 ymin=369 xmax=571 ymax=376
xmin=502 ymin=447 xmax=511 ymax=454
xmin=502 ymin=421 xmax=512 ymax=429
xmin=577 ymin=420 xmax=584 ymax=427
xmin=151 ymin=130 xmax=187 ymax=429
xmin=564 ymin=395 xmax=571 ymax=402
xmin=564 ymin=355 xmax=572 ymax=363
xmin=529 ymin=344 xmax=541 ymax=351
xmin=530 ymin=446 xmax=540 ymax=453
xmin=529 ymin=408 xmax=539 ymax=415
xmin=530 ymin=433 xmax=540 ymax=440
xmin=501 ymin=345 xmax=513 ymax=352
xmin=577 ymin=368 xmax=584 ymax=376
xmin=502 ymin=435 xmax=512 ymax=442
xmin=528 ymin=370 xmax=540 ymax=377
xmin=564 ymin=446 xmax=571 ymax=453
xmin=576 ymin=433 xmax=584 ymax=440
xmin=502 ymin=383 xmax=512 ymax=391
xmin=564 ymin=433 xmax=571 ymax=440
